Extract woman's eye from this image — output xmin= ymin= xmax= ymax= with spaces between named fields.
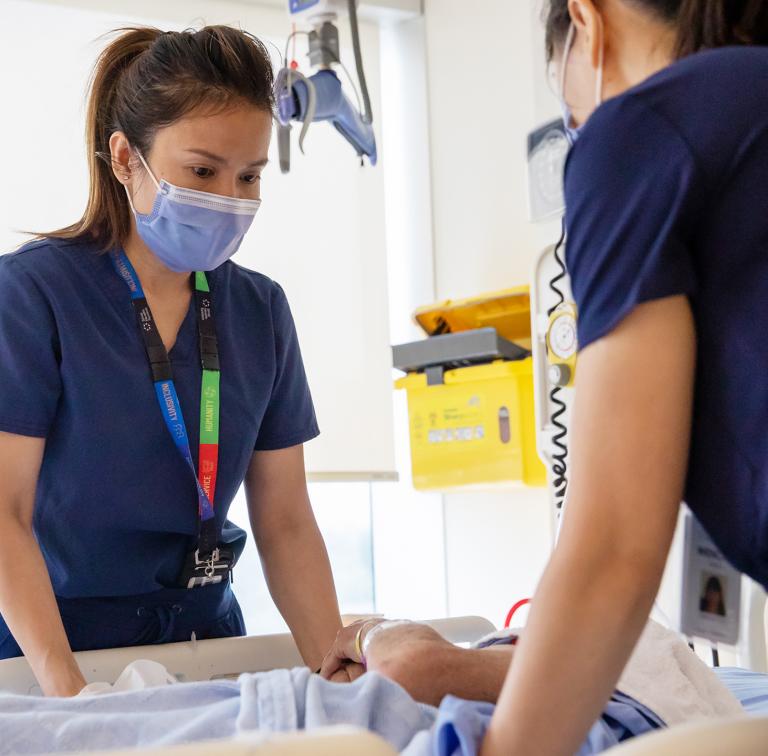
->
xmin=192 ymin=167 xmax=214 ymax=178
xmin=241 ymin=173 xmax=261 ymax=185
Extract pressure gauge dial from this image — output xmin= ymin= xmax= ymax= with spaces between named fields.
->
xmin=546 ymin=303 xmax=578 ymax=388
xmin=549 ymin=312 xmax=577 ymax=360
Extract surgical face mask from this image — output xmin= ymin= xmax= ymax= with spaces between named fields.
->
xmin=558 ymin=22 xmax=604 ymax=145
xmin=125 ymin=151 xmax=261 ymax=273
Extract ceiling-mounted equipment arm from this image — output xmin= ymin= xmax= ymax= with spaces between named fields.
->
xmin=277 ymin=0 xmax=377 ymax=173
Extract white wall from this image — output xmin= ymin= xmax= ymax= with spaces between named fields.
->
xmin=0 ymin=0 xmax=396 ymax=478
xmin=422 ymin=0 xmax=558 ymax=625
xmin=371 ymin=15 xmax=447 ymax=621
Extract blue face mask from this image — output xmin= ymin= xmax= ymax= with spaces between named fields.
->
xmin=558 ymin=22 xmax=604 ymax=146
xmin=560 ymin=101 xmax=583 ymax=146
xmin=125 ymin=151 xmax=261 ymax=273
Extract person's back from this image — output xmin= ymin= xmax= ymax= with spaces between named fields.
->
xmin=565 ymin=45 xmax=768 ymax=586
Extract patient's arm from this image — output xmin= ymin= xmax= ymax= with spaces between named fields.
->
xmin=364 ymin=623 xmax=514 ymax=706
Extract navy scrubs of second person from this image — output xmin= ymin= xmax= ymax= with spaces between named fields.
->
xmin=0 ymin=25 xmax=344 ymax=696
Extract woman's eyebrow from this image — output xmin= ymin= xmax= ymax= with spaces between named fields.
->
xmin=184 ymin=148 xmax=226 ymax=163
xmin=183 ymin=148 xmax=268 ymax=168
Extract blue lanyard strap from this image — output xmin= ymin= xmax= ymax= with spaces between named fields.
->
xmin=110 ymin=250 xmax=219 ymax=555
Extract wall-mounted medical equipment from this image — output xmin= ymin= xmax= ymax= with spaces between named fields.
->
xmin=275 ymin=0 xmax=377 ymax=173
xmin=546 ymin=301 xmax=577 ymax=388
xmin=392 ymin=288 xmax=546 ymax=491
xmin=528 ymin=119 xmax=576 ymax=527
xmin=527 ymin=119 xmax=569 ymax=222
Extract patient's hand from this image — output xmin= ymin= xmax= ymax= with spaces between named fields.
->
xmin=321 ymin=620 xmax=515 ymax=707
xmin=319 ymin=619 xmax=384 ymax=680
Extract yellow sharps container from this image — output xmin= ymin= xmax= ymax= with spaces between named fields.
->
xmin=393 ymin=287 xmax=546 ymax=491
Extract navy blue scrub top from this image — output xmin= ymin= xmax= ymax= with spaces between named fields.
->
xmin=564 ymin=46 xmax=768 ymax=588
xmin=0 ymin=236 xmax=319 ymax=597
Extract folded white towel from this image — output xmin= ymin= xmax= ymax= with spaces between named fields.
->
xmin=473 ymin=618 xmax=743 ymax=726
xmin=616 ymin=619 xmax=743 ymax=725
xmin=77 ymin=659 xmax=178 ymax=697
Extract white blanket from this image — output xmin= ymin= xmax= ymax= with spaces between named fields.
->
xmin=479 ymin=618 xmax=743 ymax=726
xmin=617 ymin=619 xmax=743 ymax=725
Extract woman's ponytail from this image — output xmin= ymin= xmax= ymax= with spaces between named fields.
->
xmin=545 ymin=0 xmax=768 ymax=62
xmin=675 ymin=0 xmax=768 ymax=57
xmin=50 ymin=28 xmax=161 ymax=250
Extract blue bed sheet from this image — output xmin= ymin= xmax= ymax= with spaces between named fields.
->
xmin=715 ymin=667 xmax=768 ymax=715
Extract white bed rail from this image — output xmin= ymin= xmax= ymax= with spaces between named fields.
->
xmin=0 ymin=615 xmax=496 ymax=696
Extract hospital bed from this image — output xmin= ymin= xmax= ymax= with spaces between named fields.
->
xmin=0 ymin=616 xmax=494 ymax=695
xmin=1 ymin=612 xmax=767 ymax=755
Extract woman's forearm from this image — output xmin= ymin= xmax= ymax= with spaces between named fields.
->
xmin=481 ymin=542 xmax=662 ymax=756
xmin=481 ymin=300 xmax=694 ymax=755
xmin=0 ymin=517 xmax=85 ymax=696
xmin=257 ymin=510 xmax=342 ymax=669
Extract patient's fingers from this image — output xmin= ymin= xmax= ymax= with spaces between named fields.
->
xmin=345 ymin=662 xmax=365 ymax=681
xmin=327 ymin=662 xmax=366 ymax=683
xmin=319 ymin=623 xmax=363 ymax=679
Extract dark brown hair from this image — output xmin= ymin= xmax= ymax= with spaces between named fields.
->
xmin=545 ymin=0 xmax=768 ymax=61
xmin=44 ymin=25 xmax=275 ymax=252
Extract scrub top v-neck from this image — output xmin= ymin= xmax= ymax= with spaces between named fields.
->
xmin=0 ymin=236 xmax=320 ymax=597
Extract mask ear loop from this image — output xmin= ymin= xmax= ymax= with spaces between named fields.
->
xmin=559 ymin=23 xmax=576 ymax=124
xmin=124 ymin=149 xmax=164 ymax=216
xmin=134 ymin=150 xmax=165 ymax=194
xmin=594 ymin=17 xmax=605 ymax=106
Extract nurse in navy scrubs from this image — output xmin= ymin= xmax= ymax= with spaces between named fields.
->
xmin=0 ymin=26 xmax=342 ymax=695
xmin=480 ymin=1 xmax=768 ymax=754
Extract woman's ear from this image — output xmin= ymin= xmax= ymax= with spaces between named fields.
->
xmin=108 ymin=131 xmax=133 ymax=186
xmin=568 ymin=0 xmax=604 ymax=70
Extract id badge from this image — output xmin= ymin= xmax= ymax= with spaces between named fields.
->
xmin=679 ymin=508 xmax=741 ymax=645
xmin=178 ymin=546 xmax=235 ymax=589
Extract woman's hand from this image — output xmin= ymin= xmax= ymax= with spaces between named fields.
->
xmin=319 ymin=619 xmax=383 ymax=680
xmin=42 ymin=666 xmax=88 ymax=697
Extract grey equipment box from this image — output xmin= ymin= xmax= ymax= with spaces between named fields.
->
xmin=392 ymin=327 xmax=529 ymax=375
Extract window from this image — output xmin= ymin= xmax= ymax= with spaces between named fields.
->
xmin=226 ymin=481 xmax=375 ymax=634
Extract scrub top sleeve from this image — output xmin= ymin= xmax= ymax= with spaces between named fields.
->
xmin=564 ymin=97 xmax=702 ymax=351
xmin=254 ymin=282 xmax=320 ymax=451
xmin=0 ymin=258 xmax=62 ymax=437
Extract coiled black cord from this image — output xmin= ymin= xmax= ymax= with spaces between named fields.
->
xmin=548 ymin=220 xmax=569 ymax=511
xmin=548 ymin=220 xmax=567 ymax=315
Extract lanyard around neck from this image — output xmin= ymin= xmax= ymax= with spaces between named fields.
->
xmin=110 ymin=250 xmax=221 ymax=556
